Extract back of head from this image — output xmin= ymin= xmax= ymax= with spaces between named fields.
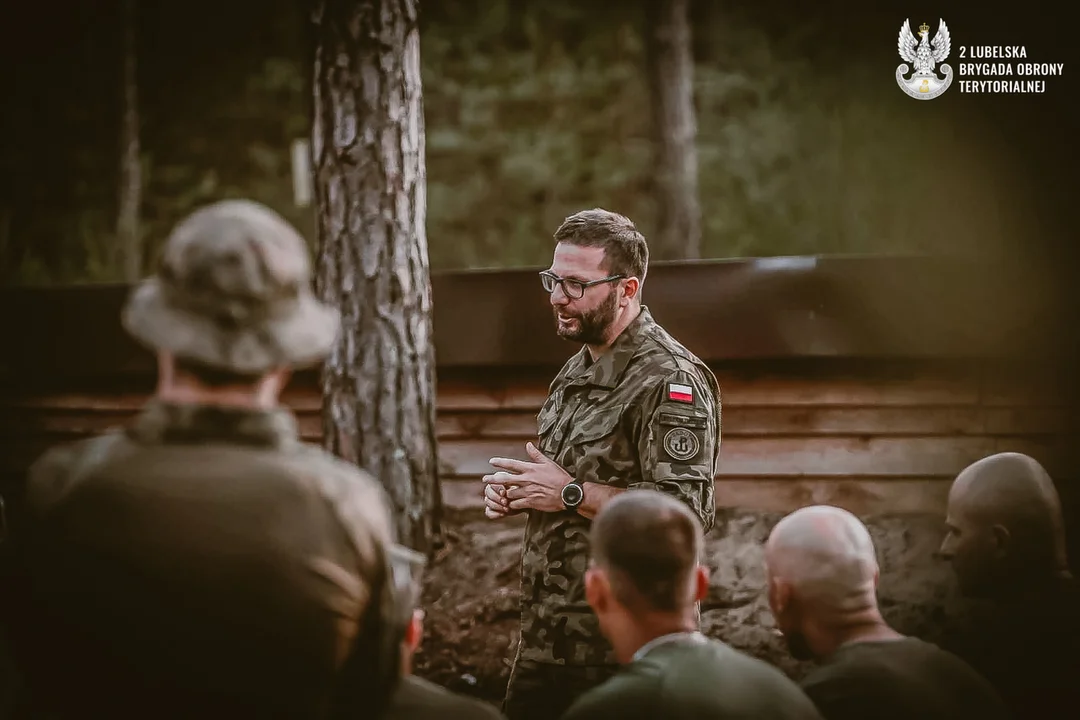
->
xmin=554 ymin=208 xmax=649 ymax=284
xmin=590 ymin=490 xmax=703 ymax=614
xmin=766 ymin=505 xmax=880 ymax=617
xmin=122 ymin=199 xmax=340 ymax=376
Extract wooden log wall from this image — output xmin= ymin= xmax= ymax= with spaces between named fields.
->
xmin=1 ymin=257 xmax=1074 ymax=524
xmin=2 ymin=360 xmax=1071 ymax=519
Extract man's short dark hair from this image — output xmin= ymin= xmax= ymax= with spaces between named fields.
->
xmin=590 ymin=490 xmax=703 ymax=613
xmin=553 ymin=208 xmax=649 ymax=281
xmin=174 ymin=356 xmax=265 ymax=388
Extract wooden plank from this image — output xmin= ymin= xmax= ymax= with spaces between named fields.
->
xmin=434 ymin=406 xmax=992 ymax=438
xmin=434 ymin=436 xmax=1001 ymax=477
xmin=712 ymin=375 xmax=980 ymax=407
xmin=16 ymin=376 xmax=976 ymax=413
xmin=2 ymin=391 xmax=323 ymax=413
xmin=708 ymin=406 xmax=989 ymax=436
xmin=10 ymin=404 xmax=1070 ymax=442
xmin=983 ymin=407 xmax=1074 ymax=435
xmin=440 ymin=476 xmax=954 ymax=516
xmin=981 ymin=365 xmax=1076 ymax=407
xmin=433 ymin=374 xmax=982 ymax=411
xmin=1 ymin=434 xmax=998 ymax=479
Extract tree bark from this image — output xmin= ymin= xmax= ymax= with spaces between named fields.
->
xmin=116 ymin=0 xmax=142 ymax=281
xmin=645 ymin=0 xmax=702 ymax=260
xmin=312 ymin=0 xmax=442 ymax=554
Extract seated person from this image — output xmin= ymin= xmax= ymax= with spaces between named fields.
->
xmin=765 ymin=504 xmax=1008 ymax=720
xmin=939 ymin=452 xmax=1080 ymax=718
xmin=561 ymin=490 xmax=823 ymax=720
xmin=384 ymin=551 xmax=506 ymax=720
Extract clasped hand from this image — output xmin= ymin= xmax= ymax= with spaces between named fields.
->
xmin=482 ymin=442 xmax=573 ymax=518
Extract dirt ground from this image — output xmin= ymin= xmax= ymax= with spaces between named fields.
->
xmin=410 ymin=506 xmax=963 ymax=708
xmin=411 ymin=508 xmax=526 ymax=704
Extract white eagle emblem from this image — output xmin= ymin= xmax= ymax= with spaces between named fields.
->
xmin=896 ymin=19 xmax=953 ymax=100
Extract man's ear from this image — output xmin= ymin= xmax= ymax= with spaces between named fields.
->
xmin=403 ymin=608 xmax=424 ymax=654
xmin=621 ymin=277 xmax=640 ymax=304
xmin=767 ymin=575 xmax=791 ymax=618
xmin=585 ymin=567 xmax=609 ymax=613
xmin=693 ymin=565 xmax=710 ymax=603
xmin=990 ymin=524 xmax=1011 ymax=558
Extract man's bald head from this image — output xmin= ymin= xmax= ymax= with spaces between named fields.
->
xmin=765 ymin=505 xmax=880 ymax=615
xmin=589 ymin=490 xmax=704 ymax=614
xmin=942 ymin=452 xmax=1070 ymax=596
xmin=765 ymin=506 xmax=886 ymax=661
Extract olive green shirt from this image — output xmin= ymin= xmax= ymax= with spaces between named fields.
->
xmin=561 ymin=634 xmax=822 ymax=720
xmin=518 ymin=307 xmax=721 ymax=666
xmin=6 ymin=400 xmax=395 ymax=717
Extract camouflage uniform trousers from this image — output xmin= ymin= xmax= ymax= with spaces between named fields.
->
xmin=502 ymin=652 xmax=617 ymax=720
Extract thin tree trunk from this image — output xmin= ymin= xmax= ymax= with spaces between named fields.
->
xmin=116 ymin=0 xmax=141 ymax=281
xmin=312 ymin=0 xmax=442 ymax=554
xmin=645 ymin=0 xmax=702 ymax=260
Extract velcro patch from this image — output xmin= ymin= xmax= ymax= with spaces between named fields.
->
xmin=667 ymin=382 xmax=693 ymax=403
xmin=662 ymin=427 xmax=701 ymax=462
xmin=658 ymin=412 xmax=707 ymax=429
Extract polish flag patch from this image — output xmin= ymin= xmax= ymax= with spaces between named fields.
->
xmin=667 ymin=382 xmax=694 ymax=403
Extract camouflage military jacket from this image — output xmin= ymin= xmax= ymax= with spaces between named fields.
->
xmin=8 ymin=400 xmax=396 ymax=715
xmin=517 ymin=306 xmax=721 ymax=666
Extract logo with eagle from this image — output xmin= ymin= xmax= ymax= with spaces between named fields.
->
xmin=897 ymin=18 xmax=953 ymax=99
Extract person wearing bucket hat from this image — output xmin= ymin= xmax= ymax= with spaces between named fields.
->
xmin=3 ymin=200 xmax=414 ymax=719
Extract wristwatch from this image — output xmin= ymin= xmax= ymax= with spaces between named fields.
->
xmin=561 ymin=481 xmax=584 ymax=510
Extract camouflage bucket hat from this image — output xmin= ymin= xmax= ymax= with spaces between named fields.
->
xmin=122 ymin=199 xmax=339 ymax=374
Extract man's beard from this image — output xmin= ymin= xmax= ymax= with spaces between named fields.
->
xmin=782 ymin=630 xmax=816 ymax=661
xmin=553 ymin=290 xmax=618 ymax=345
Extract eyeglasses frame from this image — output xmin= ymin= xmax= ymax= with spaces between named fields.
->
xmin=539 ymin=270 xmax=626 ymax=299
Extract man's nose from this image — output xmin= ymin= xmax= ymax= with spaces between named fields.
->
xmin=549 ymin=286 xmax=569 ymax=306
xmin=935 ymin=541 xmax=953 ymax=560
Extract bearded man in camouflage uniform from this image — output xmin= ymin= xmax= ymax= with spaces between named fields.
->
xmin=2 ymin=200 xmax=420 ymax=719
xmin=482 ymin=208 xmax=721 ymax=720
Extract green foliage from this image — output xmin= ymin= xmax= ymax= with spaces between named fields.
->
xmin=7 ymin=0 xmax=1012 ymax=285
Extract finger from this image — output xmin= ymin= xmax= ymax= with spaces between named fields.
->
xmin=489 ymin=457 xmax=532 ymax=473
xmin=508 ymin=498 xmax=531 ymax=511
xmin=484 ymin=506 xmax=506 ymax=520
xmin=482 ymin=471 xmax=521 ymax=484
xmin=484 ymin=489 xmax=508 ymax=510
xmin=484 ymin=484 xmax=503 ymax=503
xmin=525 ymin=441 xmax=548 ymax=462
xmin=484 ymin=497 xmax=506 ymax=513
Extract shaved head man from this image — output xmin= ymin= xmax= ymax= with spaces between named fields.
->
xmin=939 ymin=452 xmax=1080 ymax=718
xmin=941 ymin=451 xmax=1071 ymax=597
xmin=766 ymin=506 xmax=1007 ymax=720
xmin=561 ymin=490 xmax=823 ymax=720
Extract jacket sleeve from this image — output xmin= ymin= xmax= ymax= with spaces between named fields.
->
xmin=631 ymin=369 xmax=719 ymax=533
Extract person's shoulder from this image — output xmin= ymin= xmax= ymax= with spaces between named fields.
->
xmin=706 ymin=640 xmax=807 ymax=687
xmin=562 ymin=668 xmax=659 ymax=720
xmin=389 ymin=676 xmax=506 ymax=720
xmin=24 ymin=431 xmax=130 ymax=513
xmin=280 ymin=442 xmax=396 ymax=542
xmin=650 ymin=641 xmax=821 ymax=717
xmin=626 ymin=327 xmax=718 ymax=400
xmin=283 ymin=441 xmax=387 ymax=495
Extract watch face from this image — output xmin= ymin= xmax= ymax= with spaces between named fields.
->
xmin=561 ymin=483 xmax=583 ymax=507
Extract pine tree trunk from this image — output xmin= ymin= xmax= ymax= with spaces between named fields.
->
xmin=312 ymin=0 xmax=442 ymax=554
xmin=645 ymin=0 xmax=702 ymax=260
xmin=116 ymin=0 xmax=141 ymax=281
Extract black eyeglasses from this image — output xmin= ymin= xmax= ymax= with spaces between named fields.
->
xmin=539 ymin=270 xmax=625 ymax=299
